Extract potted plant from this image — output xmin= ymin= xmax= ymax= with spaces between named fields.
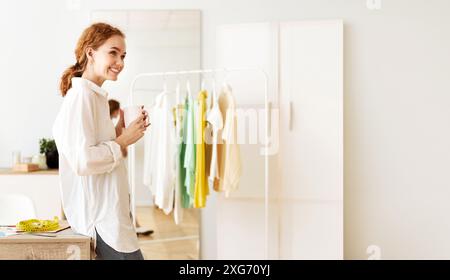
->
xmin=39 ymin=138 xmax=59 ymax=169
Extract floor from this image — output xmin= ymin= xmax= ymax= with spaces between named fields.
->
xmin=136 ymin=206 xmax=200 ymax=260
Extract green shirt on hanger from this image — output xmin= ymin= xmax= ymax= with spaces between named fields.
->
xmin=180 ymin=97 xmax=191 ymax=208
xmin=184 ymin=94 xmax=196 ymax=206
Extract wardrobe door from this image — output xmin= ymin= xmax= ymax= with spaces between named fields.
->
xmin=279 ymin=20 xmax=343 ymax=259
xmin=212 ymin=20 xmax=343 ymax=260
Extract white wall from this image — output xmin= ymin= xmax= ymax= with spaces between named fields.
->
xmin=2 ymin=0 xmax=450 ymax=259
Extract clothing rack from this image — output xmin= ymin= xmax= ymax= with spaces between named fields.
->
xmin=127 ymin=67 xmax=270 ymax=259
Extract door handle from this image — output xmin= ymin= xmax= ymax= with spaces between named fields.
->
xmin=288 ymin=100 xmax=293 ymax=131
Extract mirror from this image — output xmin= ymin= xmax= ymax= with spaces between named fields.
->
xmin=90 ymin=10 xmax=201 ymax=260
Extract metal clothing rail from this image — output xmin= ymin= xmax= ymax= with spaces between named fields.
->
xmin=127 ymin=67 xmax=270 ymax=259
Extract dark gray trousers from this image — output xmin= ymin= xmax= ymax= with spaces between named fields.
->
xmin=95 ymin=230 xmax=144 ymax=260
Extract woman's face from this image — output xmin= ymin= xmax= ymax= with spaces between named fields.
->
xmin=89 ymin=35 xmax=126 ymax=82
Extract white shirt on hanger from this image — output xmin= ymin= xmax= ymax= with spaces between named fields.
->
xmin=207 ymin=86 xmax=224 ymax=186
xmin=52 ymin=77 xmax=139 ymax=253
xmin=143 ymin=91 xmax=176 ymax=215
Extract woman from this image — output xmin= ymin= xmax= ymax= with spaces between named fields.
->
xmin=52 ymin=23 xmax=149 ymax=260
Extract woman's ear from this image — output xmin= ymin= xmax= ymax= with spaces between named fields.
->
xmin=85 ymin=47 xmax=95 ymax=63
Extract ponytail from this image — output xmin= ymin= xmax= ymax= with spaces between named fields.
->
xmin=59 ymin=63 xmax=83 ymax=97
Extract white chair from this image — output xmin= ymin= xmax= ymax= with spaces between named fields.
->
xmin=0 ymin=194 xmax=36 ymax=226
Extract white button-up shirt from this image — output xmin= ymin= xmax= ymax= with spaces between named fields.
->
xmin=143 ymin=92 xmax=176 ymax=215
xmin=52 ymin=77 xmax=139 ymax=253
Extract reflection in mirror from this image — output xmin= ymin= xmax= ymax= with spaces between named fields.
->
xmin=91 ymin=10 xmax=201 ymax=260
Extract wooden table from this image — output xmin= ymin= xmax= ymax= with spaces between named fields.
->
xmin=0 ymin=227 xmax=91 ymax=260
xmin=0 ymin=168 xmax=59 ymax=176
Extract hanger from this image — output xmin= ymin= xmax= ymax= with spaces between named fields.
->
xmin=163 ymin=72 xmax=168 ymax=93
xmin=222 ymin=68 xmax=230 ymax=88
xmin=212 ymin=72 xmax=217 ymax=102
xmin=201 ymin=73 xmax=206 ymax=91
xmin=186 ymin=78 xmax=192 ymax=99
xmin=175 ymin=74 xmax=181 ymax=105
xmin=222 ymin=68 xmax=232 ymax=93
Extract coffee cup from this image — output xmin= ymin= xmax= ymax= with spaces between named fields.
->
xmin=123 ymin=105 xmax=144 ymax=128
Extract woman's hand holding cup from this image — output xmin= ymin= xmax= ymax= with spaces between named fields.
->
xmin=115 ymin=106 xmax=150 ymax=156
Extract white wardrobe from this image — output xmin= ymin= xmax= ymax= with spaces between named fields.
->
xmin=205 ymin=20 xmax=343 ymax=259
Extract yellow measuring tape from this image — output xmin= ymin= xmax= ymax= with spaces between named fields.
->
xmin=16 ymin=216 xmax=59 ymax=232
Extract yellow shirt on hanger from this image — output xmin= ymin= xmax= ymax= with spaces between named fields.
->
xmin=194 ymin=90 xmax=209 ymax=208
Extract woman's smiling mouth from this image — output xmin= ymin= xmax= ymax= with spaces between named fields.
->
xmin=109 ymin=67 xmax=120 ymax=74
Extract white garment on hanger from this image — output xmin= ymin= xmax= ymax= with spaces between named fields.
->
xmin=207 ymin=85 xmax=223 ymax=186
xmin=143 ymin=92 xmax=176 ymax=214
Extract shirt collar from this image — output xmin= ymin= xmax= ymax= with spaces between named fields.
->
xmin=71 ymin=77 xmax=109 ymax=98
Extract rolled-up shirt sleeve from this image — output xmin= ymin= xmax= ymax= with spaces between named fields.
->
xmin=57 ymin=89 xmax=123 ymax=176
